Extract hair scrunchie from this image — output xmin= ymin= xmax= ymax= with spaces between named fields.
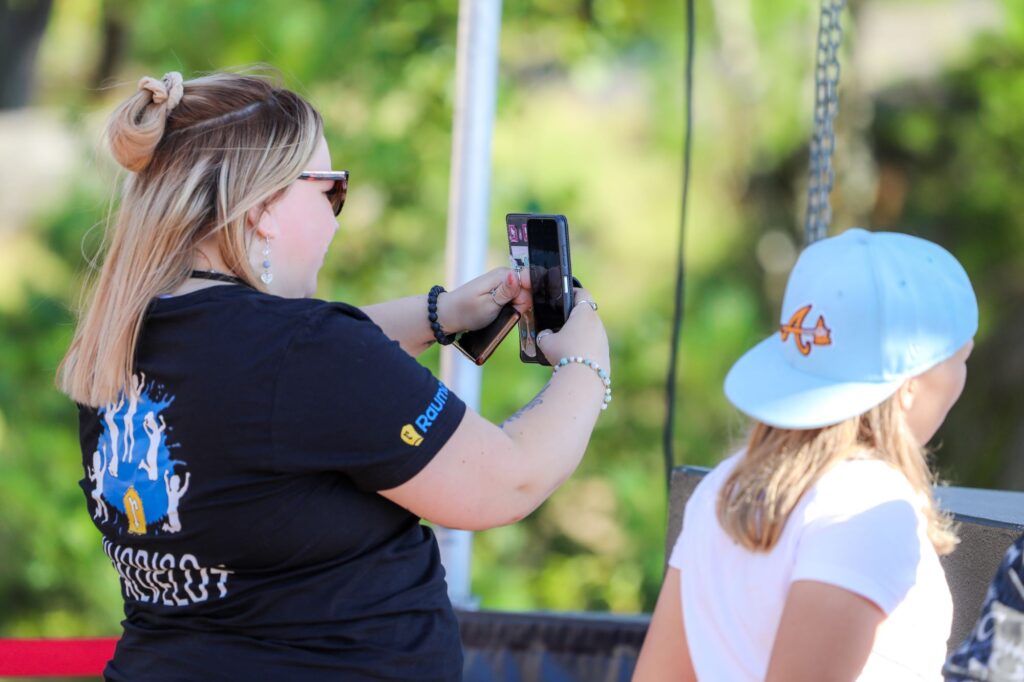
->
xmin=137 ymin=71 xmax=184 ymax=112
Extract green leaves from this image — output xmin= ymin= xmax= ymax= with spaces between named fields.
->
xmin=5 ymin=0 xmax=1023 ymax=635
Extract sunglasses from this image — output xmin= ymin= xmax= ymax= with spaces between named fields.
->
xmin=298 ymin=170 xmax=349 ymax=217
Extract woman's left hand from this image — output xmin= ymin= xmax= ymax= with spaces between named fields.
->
xmin=440 ymin=267 xmax=532 ymax=333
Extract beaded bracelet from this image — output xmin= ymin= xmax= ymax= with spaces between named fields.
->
xmin=552 ymin=356 xmax=612 ymax=410
xmin=427 ymin=285 xmax=457 ymax=346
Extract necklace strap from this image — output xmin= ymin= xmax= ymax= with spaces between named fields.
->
xmin=189 ymin=270 xmax=253 ymax=288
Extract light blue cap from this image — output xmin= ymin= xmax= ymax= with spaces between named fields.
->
xmin=724 ymin=228 xmax=978 ymax=429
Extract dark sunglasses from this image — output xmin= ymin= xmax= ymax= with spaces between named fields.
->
xmin=298 ymin=170 xmax=349 ymax=217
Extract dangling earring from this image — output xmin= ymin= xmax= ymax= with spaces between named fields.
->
xmin=260 ymin=237 xmax=273 ymax=284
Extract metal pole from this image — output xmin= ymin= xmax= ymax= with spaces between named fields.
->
xmin=437 ymin=0 xmax=502 ymax=611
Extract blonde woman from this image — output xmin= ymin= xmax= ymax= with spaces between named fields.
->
xmin=59 ymin=71 xmax=611 ymax=681
xmin=634 ymin=228 xmax=977 ymax=681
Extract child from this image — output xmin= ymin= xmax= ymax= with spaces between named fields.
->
xmin=634 ymin=228 xmax=977 ymax=681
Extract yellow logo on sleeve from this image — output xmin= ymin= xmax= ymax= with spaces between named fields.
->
xmin=401 ymin=424 xmax=424 ymax=446
xmin=400 ymin=383 xmax=452 ymax=446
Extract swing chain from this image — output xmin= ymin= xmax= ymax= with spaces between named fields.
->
xmin=805 ymin=0 xmax=847 ymax=245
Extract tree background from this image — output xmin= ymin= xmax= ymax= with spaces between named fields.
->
xmin=1 ymin=0 xmax=1021 ymax=637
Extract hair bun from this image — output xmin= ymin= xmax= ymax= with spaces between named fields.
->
xmin=106 ymin=71 xmax=186 ymax=172
xmin=137 ymin=72 xmax=184 ymax=111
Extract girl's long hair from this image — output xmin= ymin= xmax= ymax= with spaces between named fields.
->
xmin=58 ymin=71 xmax=323 ymax=407
xmin=717 ymin=395 xmax=958 ymax=555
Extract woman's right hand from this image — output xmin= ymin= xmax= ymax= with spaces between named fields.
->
xmin=535 ymin=287 xmax=610 ymax=372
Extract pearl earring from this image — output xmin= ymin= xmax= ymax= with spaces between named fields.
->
xmin=260 ymin=237 xmax=273 ymax=284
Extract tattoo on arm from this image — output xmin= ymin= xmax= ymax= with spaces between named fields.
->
xmin=501 ymin=382 xmax=552 ymax=427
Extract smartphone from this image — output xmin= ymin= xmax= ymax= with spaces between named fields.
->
xmin=513 ymin=213 xmax=574 ymax=366
xmin=452 ymin=305 xmax=521 ymax=366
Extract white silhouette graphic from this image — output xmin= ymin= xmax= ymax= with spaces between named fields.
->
xmin=122 ymin=372 xmax=145 ymax=463
xmin=161 ymin=470 xmax=191 ymax=533
xmin=87 ymin=445 xmax=110 ymax=523
xmin=103 ymin=396 xmax=125 ymax=477
xmin=138 ymin=411 xmax=166 ymax=481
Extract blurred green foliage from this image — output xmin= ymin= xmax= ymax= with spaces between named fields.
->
xmin=1 ymin=0 xmax=1022 ymax=638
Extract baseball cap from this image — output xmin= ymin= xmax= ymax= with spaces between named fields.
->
xmin=724 ymin=228 xmax=978 ymax=429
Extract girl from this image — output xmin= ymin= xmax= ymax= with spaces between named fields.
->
xmin=634 ymin=228 xmax=977 ymax=681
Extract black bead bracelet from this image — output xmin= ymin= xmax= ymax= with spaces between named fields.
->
xmin=428 ymin=285 xmax=457 ymax=346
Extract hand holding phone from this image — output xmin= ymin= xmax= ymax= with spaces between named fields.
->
xmin=451 ymin=269 xmax=527 ymax=366
xmin=533 ymin=283 xmax=609 ymax=373
xmin=509 ymin=214 xmax=574 ymax=365
xmin=453 ymin=213 xmax=579 ymax=366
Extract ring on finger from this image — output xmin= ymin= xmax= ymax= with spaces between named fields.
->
xmin=575 ymin=300 xmax=598 ymax=311
xmin=489 ymin=286 xmax=503 ymax=307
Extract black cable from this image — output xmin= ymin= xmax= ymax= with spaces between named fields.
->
xmin=663 ymin=0 xmax=695 ymax=490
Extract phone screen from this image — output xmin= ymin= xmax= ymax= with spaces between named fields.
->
xmin=527 ymin=218 xmax=568 ymax=332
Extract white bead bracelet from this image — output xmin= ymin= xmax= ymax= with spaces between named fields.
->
xmin=552 ymin=356 xmax=612 ymax=411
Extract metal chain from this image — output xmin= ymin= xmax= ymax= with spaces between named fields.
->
xmin=804 ymin=0 xmax=847 ymax=245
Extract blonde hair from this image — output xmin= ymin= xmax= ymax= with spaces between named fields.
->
xmin=58 ymin=70 xmax=323 ymax=407
xmin=717 ymin=394 xmax=958 ymax=555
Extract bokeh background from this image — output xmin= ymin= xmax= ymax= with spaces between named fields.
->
xmin=2 ymin=0 xmax=1023 ymax=638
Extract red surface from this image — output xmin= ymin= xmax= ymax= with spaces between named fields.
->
xmin=0 ymin=638 xmax=117 ymax=677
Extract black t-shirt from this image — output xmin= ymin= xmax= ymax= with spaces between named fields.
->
xmin=77 ymin=284 xmax=467 ymax=681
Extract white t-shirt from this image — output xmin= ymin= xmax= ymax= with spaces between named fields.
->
xmin=669 ymin=452 xmax=952 ymax=681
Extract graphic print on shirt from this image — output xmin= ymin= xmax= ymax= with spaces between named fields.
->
xmin=89 ymin=373 xmax=190 ymax=536
xmin=945 ymin=535 xmax=1024 ymax=681
xmin=401 ymin=382 xmax=450 ymax=446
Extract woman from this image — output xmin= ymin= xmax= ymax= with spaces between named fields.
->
xmin=634 ymin=228 xmax=977 ymax=681
xmin=58 ymin=71 xmax=611 ymax=681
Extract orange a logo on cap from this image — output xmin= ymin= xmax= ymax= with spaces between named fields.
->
xmin=780 ymin=305 xmax=832 ymax=356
